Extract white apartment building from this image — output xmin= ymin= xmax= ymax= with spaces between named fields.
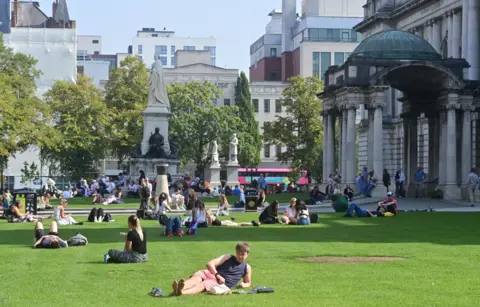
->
xmin=132 ymin=28 xmax=216 ymax=69
xmin=77 ymin=35 xmax=101 ymax=55
xmin=302 ymin=0 xmax=365 ymax=18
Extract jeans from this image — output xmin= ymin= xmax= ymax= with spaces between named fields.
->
xmin=297 ymin=218 xmax=310 ymax=225
xmin=166 ymin=216 xmax=182 ymax=234
xmin=346 ymin=203 xmax=366 ymax=217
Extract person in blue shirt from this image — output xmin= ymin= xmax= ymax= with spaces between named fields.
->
xmin=234 ymin=186 xmax=246 ymax=208
xmin=257 ymin=174 xmax=267 ymax=190
xmin=415 ymin=167 xmax=426 ymax=198
xmin=232 ymin=185 xmax=241 ymax=196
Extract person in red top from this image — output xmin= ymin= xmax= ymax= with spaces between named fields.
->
xmin=376 ymin=191 xmax=398 ymax=215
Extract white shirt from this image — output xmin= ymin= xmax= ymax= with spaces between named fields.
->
xmin=147 ymin=182 xmax=153 ymax=198
xmin=285 ymin=207 xmax=296 ymax=218
xmin=298 ymin=209 xmax=309 ymax=220
xmin=159 ymin=201 xmax=168 ymax=215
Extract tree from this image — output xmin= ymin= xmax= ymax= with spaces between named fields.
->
xmin=168 ymin=81 xmax=243 ymax=176
xmin=20 ymin=161 xmax=39 ymax=187
xmin=234 ymin=72 xmax=262 ymax=168
xmin=263 ymin=75 xmax=324 ymax=180
xmin=104 ymin=56 xmax=149 ymax=163
xmin=42 ymin=75 xmax=112 ymax=177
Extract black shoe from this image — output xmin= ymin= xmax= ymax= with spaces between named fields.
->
xmin=231 ymin=217 xmax=236 ymax=221
xmin=76 ymin=222 xmax=84 ymax=225
xmin=252 ymin=221 xmax=259 ymax=227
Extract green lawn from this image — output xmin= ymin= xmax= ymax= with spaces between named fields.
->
xmin=1 ymin=212 xmax=479 ymax=306
xmin=51 ymin=192 xmax=310 ymax=208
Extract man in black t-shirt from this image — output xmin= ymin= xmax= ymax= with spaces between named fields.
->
xmin=32 ymin=221 xmax=68 ymax=249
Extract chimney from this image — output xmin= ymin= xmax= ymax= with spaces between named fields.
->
xmin=281 ymin=0 xmax=296 ymax=53
xmin=11 ymin=0 xmax=18 ymax=27
xmin=52 ymin=1 xmax=57 ymax=19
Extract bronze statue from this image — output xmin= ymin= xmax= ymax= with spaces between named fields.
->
xmin=146 ymin=127 xmax=166 ymax=158
xmin=168 ymin=135 xmax=179 ymax=159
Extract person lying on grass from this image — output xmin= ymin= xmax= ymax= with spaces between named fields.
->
xmin=206 ymin=209 xmax=259 ymax=227
xmin=32 ymin=221 xmax=68 ymax=249
xmin=172 ymin=242 xmax=252 ymax=296
xmin=104 ymin=215 xmax=148 ymax=263
xmin=343 ymin=202 xmax=376 ymax=218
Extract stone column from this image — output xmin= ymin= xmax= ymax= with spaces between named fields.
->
xmin=438 ymin=111 xmax=447 ymax=185
xmin=452 ymin=10 xmax=461 ymax=58
xmin=339 ymin=114 xmax=343 ymax=172
xmin=433 ymin=114 xmax=441 ymax=180
xmin=447 ymin=12 xmax=453 ymax=57
xmin=432 ymin=19 xmax=441 ymax=53
xmin=461 ymin=106 xmax=472 ymax=185
xmin=322 ymin=113 xmax=328 ymax=181
xmin=341 ymin=110 xmax=347 ymax=182
xmin=372 ymin=104 xmax=385 ymax=196
xmin=345 ymin=106 xmax=357 ymax=185
xmin=367 ymin=109 xmax=374 ymax=171
xmin=467 ymin=0 xmax=480 ymax=80
xmin=446 ymin=103 xmax=458 ymax=186
xmin=425 ymin=21 xmax=431 ymax=43
xmin=327 ymin=113 xmax=335 ymax=177
xmin=405 ymin=116 xmax=418 ymax=197
xmin=462 ymin=0 xmax=469 ymax=59
xmin=428 ymin=116 xmax=436 ymax=182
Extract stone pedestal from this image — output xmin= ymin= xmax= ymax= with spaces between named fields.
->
xmin=226 ymin=163 xmax=239 ymax=187
xmin=130 ymin=158 xmax=180 ymax=187
xmin=141 ymin=104 xmax=171 ymax=156
xmin=209 ymin=164 xmax=221 ymax=188
xmin=155 ymin=163 xmax=169 ymax=198
xmin=442 ymin=185 xmax=463 ymax=200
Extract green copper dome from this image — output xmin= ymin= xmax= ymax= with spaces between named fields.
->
xmin=351 ymin=30 xmax=442 ymax=61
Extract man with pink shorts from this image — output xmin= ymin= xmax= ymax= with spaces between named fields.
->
xmin=172 ymin=242 xmax=252 ymax=295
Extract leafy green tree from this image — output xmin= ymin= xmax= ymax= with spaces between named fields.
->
xmin=168 ymin=81 xmax=243 ymax=176
xmin=42 ymin=75 xmax=111 ymax=177
xmin=104 ymin=56 xmax=149 ymax=163
xmin=20 ymin=161 xmax=39 ymax=187
xmin=263 ymin=75 xmax=324 ymax=180
xmin=234 ymin=72 xmax=262 ymax=168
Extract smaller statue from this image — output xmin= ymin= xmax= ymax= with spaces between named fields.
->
xmin=146 ymin=127 xmax=166 ymax=159
xmin=229 ymin=133 xmax=238 ymax=163
xmin=168 ymin=135 xmax=179 ymax=159
xmin=211 ymin=140 xmax=219 ymax=166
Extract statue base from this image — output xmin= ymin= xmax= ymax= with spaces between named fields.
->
xmin=226 ymin=163 xmax=240 ymax=188
xmin=154 ymin=163 xmax=169 ymax=198
xmin=130 ymin=158 xmax=180 ymax=188
xmin=141 ymin=104 xmax=171 ymax=156
xmin=208 ymin=164 xmax=221 ymax=189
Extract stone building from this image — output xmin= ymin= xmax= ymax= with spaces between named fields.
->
xmin=319 ymin=0 xmax=480 ymax=200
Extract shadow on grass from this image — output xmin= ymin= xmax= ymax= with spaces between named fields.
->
xmin=1 ymin=212 xmax=480 ymax=246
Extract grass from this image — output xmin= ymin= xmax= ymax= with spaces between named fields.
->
xmin=50 ymin=192 xmax=310 ymax=209
xmin=1 ymin=212 xmax=479 ymax=306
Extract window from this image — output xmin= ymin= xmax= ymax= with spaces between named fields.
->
xmin=210 ymin=58 xmax=216 ymax=66
xmin=171 ymin=56 xmax=175 ymax=66
xmin=320 ymin=52 xmax=331 ymax=80
xmin=264 ymin=144 xmax=271 ymax=158
xmin=341 ymin=30 xmax=350 ymax=41
xmin=275 ymin=99 xmax=282 ymax=113
xmin=77 ymin=65 xmax=84 ymax=75
xmin=152 ymin=34 xmax=158 ymax=37
xmin=270 ymin=48 xmax=277 ymax=57
xmin=171 ymin=45 xmax=176 ymax=54
xmin=306 ymin=28 xmax=363 ymax=43
xmin=155 ymin=45 xmax=168 ymax=55
xmin=94 ymin=51 xmax=100 ymax=55
xmin=160 ymin=56 xmax=167 ymax=66
xmin=184 ymin=46 xmax=195 ymax=50
xmin=224 ymin=98 xmax=231 ymax=106
xmin=312 ymin=52 xmax=320 ymax=77
xmin=270 ymin=70 xmax=277 ymax=80
xmin=264 ymin=99 xmax=270 ymax=113
xmin=204 ymin=46 xmax=216 ymax=55
xmin=92 ymin=40 xmax=99 ymax=44
xmin=252 ymin=99 xmax=259 ymax=112
xmin=138 ymin=45 xmax=143 ymax=55
xmin=334 ymin=52 xmax=345 ymax=65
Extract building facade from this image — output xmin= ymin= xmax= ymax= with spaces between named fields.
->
xmin=319 ymin=0 xmax=480 ymax=200
xmin=77 ymin=35 xmax=101 ymax=55
xmin=132 ymin=28 xmax=216 ymax=69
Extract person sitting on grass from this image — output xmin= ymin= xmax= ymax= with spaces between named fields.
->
xmin=295 ymin=201 xmax=310 ymax=225
xmin=32 ymin=221 xmax=68 ymax=249
xmin=54 ymin=199 xmax=83 ymax=226
xmin=191 ymin=200 xmax=208 ymax=228
xmin=343 ymin=202 xmax=376 ymax=218
xmin=37 ymin=193 xmax=53 ymax=211
xmin=171 ymin=188 xmax=185 ymax=210
xmin=104 ymin=215 xmax=148 ymax=263
xmin=171 ymin=242 xmax=252 ymax=296
xmin=215 ymin=194 xmax=229 ymax=216
xmin=258 ymin=200 xmax=280 ymax=224
xmin=206 ymin=209 xmax=259 ymax=227
xmin=281 ymin=198 xmax=297 ymax=224
xmin=376 ymin=191 xmax=398 ymax=216
xmin=6 ymin=200 xmax=43 ymax=223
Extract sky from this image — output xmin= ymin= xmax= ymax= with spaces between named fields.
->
xmin=35 ymin=0 xmax=304 ymax=73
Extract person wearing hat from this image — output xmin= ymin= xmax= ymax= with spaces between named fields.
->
xmin=376 ymin=192 xmax=398 ymax=216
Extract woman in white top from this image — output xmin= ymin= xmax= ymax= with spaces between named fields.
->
xmin=37 ymin=193 xmax=53 ymax=210
xmin=54 ymin=199 xmax=83 ymax=226
xmin=215 ymin=195 xmax=229 ymax=216
xmin=156 ymin=193 xmax=172 ymax=215
xmin=281 ymin=198 xmax=297 ymax=224
xmin=295 ymin=201 xmax=310 ymax=225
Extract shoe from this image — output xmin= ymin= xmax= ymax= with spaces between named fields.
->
xmin=104 ymin=253 xmax=109 ymax=263
xmin=252 ymin=221 xmax=259 ymax=227
xmin=76 ymin=222 xmax=84 ymax=225
xmin=177 ymin=230 xmax=183 ymax=237
xmin=231 ymin=217 xmax=236 ymax=221
xmin=167 ymin=232 xmax=173 ymax=238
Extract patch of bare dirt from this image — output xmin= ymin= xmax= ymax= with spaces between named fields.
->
xmin=298 ymin=256 xmax=405 ymax=264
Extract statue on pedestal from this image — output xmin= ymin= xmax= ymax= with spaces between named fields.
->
xmin=146 ymin=127 xmax=166 ymax=159
xmin=229 ymin=133 xmax=238 ymax=164
xmin=211 ymin=140 xmax=220 ymax=166
xmin=149 ymin=54 xmax=170 ymax=110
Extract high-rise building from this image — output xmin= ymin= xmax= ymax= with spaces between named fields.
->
xmin=132 ymin=28 xmax=216 ymax=68
xmin=250 ymin=0 xmax=363 ymax=82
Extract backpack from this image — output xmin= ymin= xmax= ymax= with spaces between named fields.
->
xmin=67 ymin=233 xmax=88 ymax=246
xmin=103 ymin=213 xmax=113 ymax=222
xmin=309 ymin=213 xmax=319 ymax=223
xmin=158 ymin=214 xmax=169 ymax=226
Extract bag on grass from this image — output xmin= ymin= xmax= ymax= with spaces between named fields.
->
xmin=158 ymin=214 xmax=169 ymax=226
xmin=209 ymin=284 xmax=231 ymax=295
xmin=103 ymin=213 xmax=113 ymax=222
xmin=67 ymin=233 xmax=88 ymax=246
xmin=309 ymin=213 xmax=319 ymax=223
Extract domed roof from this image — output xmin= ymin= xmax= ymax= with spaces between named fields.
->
xmin=351 ymin=30 xmax=442 ymax=61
